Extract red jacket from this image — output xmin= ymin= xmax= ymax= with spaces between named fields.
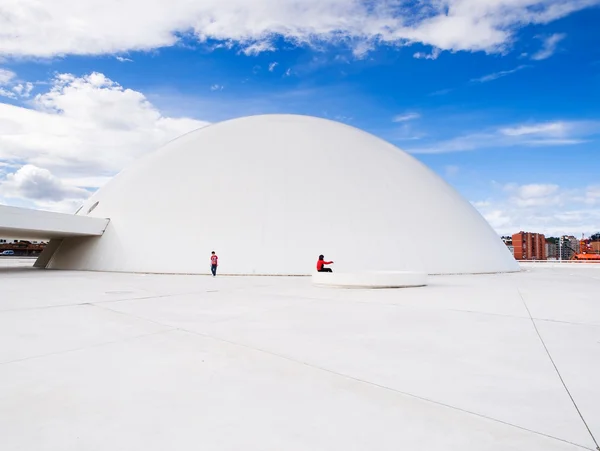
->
xmin=316 ymin=260 xmax=332 ymax=271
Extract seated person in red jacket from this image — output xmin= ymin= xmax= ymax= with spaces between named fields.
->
xmin=316 ymin=255 xmax=333 ymax=272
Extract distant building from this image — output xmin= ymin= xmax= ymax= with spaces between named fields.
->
xmin=512 ymin=232 xmax=547 ymax=260
xmin=0 ymin=237 xmax=45 ymax=245
xmin=501 ymin=237 xmax=514 ymax=257
xmin=546 ymin=241 xmax=558 ymax=260
xmin=0 ymin=239 xmax=47 ymax=256
xmin=559 ymin=236 xmax=579 ymax=260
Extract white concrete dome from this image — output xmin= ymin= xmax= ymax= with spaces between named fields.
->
xmin=48 ymin=114 xmax=518 ymax=275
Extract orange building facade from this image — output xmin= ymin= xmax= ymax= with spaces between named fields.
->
xmin=512 ymin=232 xmax=547 ymax=260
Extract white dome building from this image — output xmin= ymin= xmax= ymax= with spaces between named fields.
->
xmin=46 ymin=114 xmax=518 ymax=275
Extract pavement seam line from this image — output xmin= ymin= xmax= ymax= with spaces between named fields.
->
xmin=94 ymin=302 xmax=592 ymax=451
xmin=517 ymin=287 xmax=600 ymax=451
xmin=177 ymin=327 xmax=593 ymax=450
xmin=0 ymin=328 xmax=176 ymax=366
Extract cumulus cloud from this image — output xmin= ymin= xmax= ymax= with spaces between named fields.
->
xmin=0 ymin=0 xmax=596 ymax=58
xmin=407 ymin=120 xmax=600 ymax=154
xmin=514 ymin=183 xmax=559 ymax=199
xmin=0 ymin=68 xmax=35 ymax=99
xmin=413 ymin=48 xmax=441 ymax=60
xmin=504 ymin=183 xmax=560 ymax=207
xmin=0 ymin=88 xmax=16 ymax=99
xmin=0 ymin=68 xmax=16 ymax=85
xmin=0 ymin=71 xmax=207 ymax=210
xmin=473 ymin=183 xmax=600 ymax=236
xmin=0 ymin=165 xmax=89 ymax=202
xmin=532 ymin=33 xmax=566 ymax=60
xmin=11 ymin=82 xmax=34 ymax=97
xmin=241 ymin=41 xmax=276 ymax=56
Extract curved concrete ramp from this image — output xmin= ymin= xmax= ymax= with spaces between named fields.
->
xmin=312 ymin=271 xmax=427 ymax=288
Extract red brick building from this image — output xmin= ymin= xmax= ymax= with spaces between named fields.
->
xmin=512 ymin=232 xmax=547 ymax=260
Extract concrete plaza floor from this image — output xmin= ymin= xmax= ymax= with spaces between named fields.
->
xmin=1 ymin=262 xmax=599 ymax=450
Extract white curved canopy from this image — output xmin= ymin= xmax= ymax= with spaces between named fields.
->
xmin=46 ymin=114 xmax=518 ymax=275
xmin=0 ymin=205 xmax=108 ymax=239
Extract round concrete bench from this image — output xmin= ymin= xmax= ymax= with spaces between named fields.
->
xmin=312 ymin=271 xmax=427 ymax=289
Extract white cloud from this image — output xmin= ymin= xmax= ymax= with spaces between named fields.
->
xmin=116 ymin=56 xmax=133 ymax=62
xmin=12 ymin=82 xmax=34 ymax=97
xmin=268 ymin=62 xmax=279 ymax=72
xmin=241 ymin=41 xmax=276 ymax=56
xmin=532 ymin=33 xmax=566 ymax=60
xmin=504 ymin=183 xmax=560 ymax=207
xmin=0 ymin=72 xmax=207 ymax=210
xmin=515 ymin=183 xmax=559 ymax=199
xmin=408 ymin=120 xmax=600 ymax=154
xmin=0 ymin=87 xmax=16 ymax=99
xmin=471 ymin=65 xmax=530 ymax=83
xmin=284 ymin=68 xmax=292 ymax=77
xmin=0 ymin=69 xmax=35 ymax=99
xmin=473 ymin=183 xmax=600 ymax=236
xmin=0 ymin=68 xmax=16 ymax=85
xmin=0 ymin=1 xmax=596 ymax=58
xmin=0 ymin=165 xmax=89 ymax=202
xmin=499 ymin=121 xmax=569 ymax=137
xmin=522 ymin=138 xmax=587 ymax=146
xmin=210 ymin=84 xmax=224 ymax=91
xmin=392 ymin=112 xmax=421 ymax=123
xmin=471 ymin=200 xmax=491 ymax=208
xmin=413 ymin=48 xmax=441 ymax=60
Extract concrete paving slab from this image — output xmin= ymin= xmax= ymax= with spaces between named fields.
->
xmin=1 ymin=263 xmax=599 ymax=450
xmin=0 ymin=330 xmax=585 ymax=451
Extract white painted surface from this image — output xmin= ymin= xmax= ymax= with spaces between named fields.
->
xmin=312 ymin=270 xmax=427 ymax=288
xmin=48 ymin=114 xmax=518 ymax=275
xmin=0 ymin=263 xmax=598 ymax=450
xmin=0 ymin=205 xmax=109 ymax=239
xmin=0 ymin=257 xmax=37 ymax=268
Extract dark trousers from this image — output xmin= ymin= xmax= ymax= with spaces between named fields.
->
xmin=211 ymin=264 xmax=217 ymax=276
xmin=318 ymin=267 xmax=333 ymax=273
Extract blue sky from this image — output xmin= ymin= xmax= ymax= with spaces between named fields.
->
xmin=0 ymin=0 xmax=599 ymax=235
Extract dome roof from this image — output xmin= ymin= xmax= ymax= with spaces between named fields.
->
xmin=48 ymin=114 xmax=518 ymax=275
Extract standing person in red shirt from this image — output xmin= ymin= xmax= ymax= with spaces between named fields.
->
xmin=316 ymin=254 xmax=333 ymax=272
xmin=210 ymin=251 xmax=218 ymax=276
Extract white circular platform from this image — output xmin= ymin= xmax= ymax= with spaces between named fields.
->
xmin=312 ymin=271 xmax=427 ymax=289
